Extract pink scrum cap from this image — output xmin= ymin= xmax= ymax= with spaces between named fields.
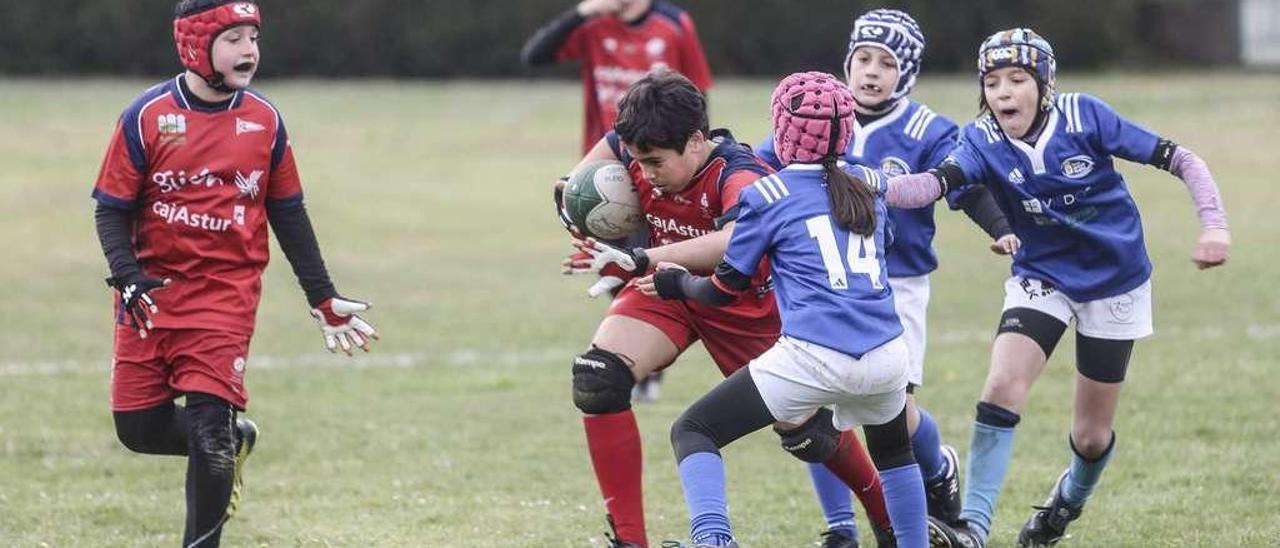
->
xmin=770 ymin=71 xmax=855 ymax=165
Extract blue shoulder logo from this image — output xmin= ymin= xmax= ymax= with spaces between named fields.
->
xmin=879 ymin=157 xmax=910 ymax=177
xmin=1061 ymin=155 xmax=1095 ymax=179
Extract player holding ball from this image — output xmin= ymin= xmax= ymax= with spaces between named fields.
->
xmin=555 ymin=69 xmax=893 ymax=547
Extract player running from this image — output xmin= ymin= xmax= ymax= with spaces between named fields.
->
xmin=557 ymin=69 xmax=890 ymax=548
xmin=645 ymin=70 xmax=966 ymax=548
xmin=92 ymin=1 xmax=377 ymax=546
xmin=895 ymin=29 xmax=1230 ymax=548
xmin=521 ymin=0 xmax=713 ymax=154
xmin=754 ymin=11 xmax=1014 ymax=546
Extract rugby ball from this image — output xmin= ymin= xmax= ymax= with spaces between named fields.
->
xmin=563 ymin=160 xmax=643 ymax=240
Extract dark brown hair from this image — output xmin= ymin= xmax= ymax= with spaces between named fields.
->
xmin=614 ymin=69 xmax=709 ymax=153
xmin=822 ymin=157 xmax=877 ymax=236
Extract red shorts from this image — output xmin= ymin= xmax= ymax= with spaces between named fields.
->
xmin=111 ymin=325 xmax=252 ymax=411
xmin=607 ymin=283 xmax=780 ymax=376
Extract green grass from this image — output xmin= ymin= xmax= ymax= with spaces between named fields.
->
xmin=1 ymin=73 xmax=1278 ymax=547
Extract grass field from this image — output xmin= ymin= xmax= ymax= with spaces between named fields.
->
xmin=1 ymin=73 xmax=1278 ymax=547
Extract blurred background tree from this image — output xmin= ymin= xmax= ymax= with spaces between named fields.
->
xmin=0 ymin=0 xmax=1257 ymax=77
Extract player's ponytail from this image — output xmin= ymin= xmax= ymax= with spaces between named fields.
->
xmin=821 ymin=157 xmax=877 ymax=236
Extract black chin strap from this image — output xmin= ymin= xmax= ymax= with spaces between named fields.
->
xmin=202 ymin=70 xmax=235 ymax=94
xmin=854 ymin=96 xmax=898 ymax=115
xmin=826 ymin=95 xmax=843 ymax=158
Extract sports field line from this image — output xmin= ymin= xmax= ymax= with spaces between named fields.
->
xmin=0 ymin=348 xmax=568 ymax=377
xmin=4 ymin=323 xmax=1275 ymax=377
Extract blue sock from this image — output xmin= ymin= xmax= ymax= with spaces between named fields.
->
xmin=911 ymin=407 xmax=946 ymax=480
xmin=678 ymin=452 xmax=734 ymax=546
xmin=959 ymin=403 xmax=1020 ymax=540
xmin=808 ymin=463 xmax=857 ymax=536
xmin=880 ymin=464 xmax=928 ymax=547
xmin=1061 ymin=433 xmax=1116 ymax=507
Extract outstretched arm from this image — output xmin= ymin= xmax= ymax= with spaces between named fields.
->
xmin=1165 ymin=145 xmax=1230 ymax=269
xmin=884 ymin=167 xmax=949 ymax=209
xmin=267 ymin=201 xmax=378 ymax=354
xmin=641 ymin=261 xmax=752 ymax=307
xmin=266 ymin=201 xmax=337 ymax=307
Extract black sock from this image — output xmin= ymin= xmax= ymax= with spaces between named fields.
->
xmin=182 ymin=393 xmax=237 ymax=548
xmin=113 ymin=402 xmax=190 ymax=456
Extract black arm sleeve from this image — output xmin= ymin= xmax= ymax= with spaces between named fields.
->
xmin=956 ymin=185 xmax=1012 ymax=239
xmin=654 ymin=270 xmax=735 ymax=307
xmin=520 ymin=8 xmax=585 ymax=66
xmin=95 ymin=203 xmax=143 ymax=281
xmin=653 ymin=261 xmax=752 ymax=307
xmin=266 ymin=201 xmax=337 ymax=307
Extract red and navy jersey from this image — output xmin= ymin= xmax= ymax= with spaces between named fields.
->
xmin=559 ymin=2 xmax=713 ymax=153
xmin=607 ymin=129 xmax=776 ymax=318
xmin=92 ymin=75 xmax=303 ymax=335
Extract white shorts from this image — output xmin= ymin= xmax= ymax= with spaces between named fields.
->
xmin=889 ymin=275 xmax=930 ymax=386
xmin=749 ymin=336 xmax=909 ymax=431
xmin=1001 ymin=276 xmax=1154 ymax=340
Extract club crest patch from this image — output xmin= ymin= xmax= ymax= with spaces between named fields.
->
xmin=1061 ymin=155 xmax=1095 ymax=179
xmin=879 ymin=157 xmax=910 ymax=177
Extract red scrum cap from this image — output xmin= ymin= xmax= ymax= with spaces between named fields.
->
xmin=173 ymin=0 xmax=261 ymax=88
xmin=770 ymin=71 xmax=855 ymax=166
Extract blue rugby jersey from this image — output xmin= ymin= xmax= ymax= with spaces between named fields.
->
xmin=946 ymin=93 xmax=1162 ymax=301
xmin=723 ymin=163 xmax=902 ymax=358
xmin=757 ymin=99 xmax=960 ymax=277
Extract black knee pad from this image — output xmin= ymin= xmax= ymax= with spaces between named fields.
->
xmin=996 ymin=307 xmax=1068 ymax=358
xmin=863 ymin=406 xmax=915 ymax=470
xmin=776 ymin=408 xmax=840 ymax=463
xmin=1075 ymin=333 xmax=1133 ymax=383
xmin=571 ymin=347 xmax=636 ymax=415
xmin=186 ymin=392 xmax=237 ymax=476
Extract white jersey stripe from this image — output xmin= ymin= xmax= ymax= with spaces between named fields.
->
xmin=769 ymin=175 xmax=791 ymax=197
xmin=905 ymin=107 xmax=927 ymax=138
xmin=913 ymin=112 xmax=936 ymax=139
xmin=1071 ymin=93 xmax=1082 ymax=133
xmin=754 ymin=180 xmax=777 ymax=204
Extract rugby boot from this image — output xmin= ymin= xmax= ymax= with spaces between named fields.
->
xmin=1017 ymin=471 xmax=1082 ymax=547
xmin=929 ymin=519 xmax=986 ymax=548
xmin=924 ymin=445 xmax=963 ymax=525
xmin=225 ymin=417 xmax=258 ymax=518
xmin=819 ymin=526 xmax=859 ymax=548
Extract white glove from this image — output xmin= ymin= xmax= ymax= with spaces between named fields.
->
xmin=563 ymin=238 xmax=649 ymax=299
xmin=309 ymin=297 xmax=379 ymax=355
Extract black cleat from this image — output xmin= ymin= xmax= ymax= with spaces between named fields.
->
xmin=925 ymin=445 xmax=963 ymax=525
xmin=603 ymin=514 xmax=643 ymax=548
xmin=872 ymin=523 xmax=895 ymax=547
xmin=819 ymin=526 xmax=859 ymax=548
xmin=1017 ymin=471 xmax=1083 ymax=547
xmin=225 ymin=417 xmax=258 ymax=518
xmin=929 ymin=519 xmax=985 ymax=548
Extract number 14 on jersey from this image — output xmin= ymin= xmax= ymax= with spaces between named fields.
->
xmin=805 ymin=215 xmax=883 ymax=291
